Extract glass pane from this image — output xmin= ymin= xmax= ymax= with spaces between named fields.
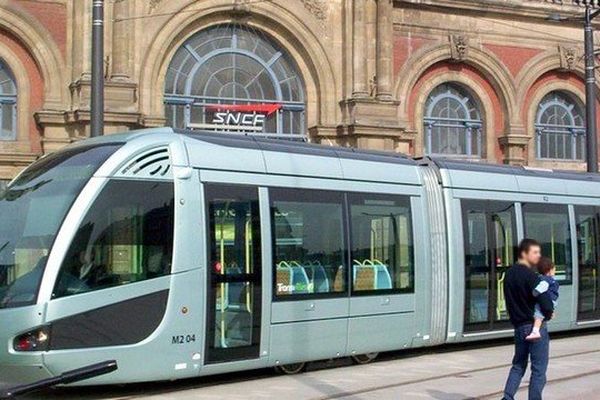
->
xmin=0 ymin=103 xmax=14 ymax=140
xmin=53 ymin=180 xmax=175 ymax=298
xmin=523 ymin=203 xmax=572 ymax=282
xmin=575 ymin=207 xmax=600 ymax=318
xmin=271 ymin=189 xmax=346 ymax=297
xmin=464 ymin=209 xmax=490 ymax=324
xmin=349 ymin=194 xmax=414 ymax=293
xmin=0 ymin=144 xmax=120 ymax=308
xmin=462 ymin=200 xmax=516 ymax=328
xmin=492 ymin=206 xmax=516 ymax=322
xmin=206 ymin=185 xmax=261 ymax=352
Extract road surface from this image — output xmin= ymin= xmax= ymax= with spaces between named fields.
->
xmin=11 ymin=328 xmax=600 ymax=399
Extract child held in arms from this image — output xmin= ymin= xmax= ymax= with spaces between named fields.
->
xmin=526 ymin=257 xmax=560 ymax=341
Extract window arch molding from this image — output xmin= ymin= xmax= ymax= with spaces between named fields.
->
xmin=423 ymin=82 xmax=485 ymax=158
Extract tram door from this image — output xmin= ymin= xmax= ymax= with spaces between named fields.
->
xmin=462 ymin=200 xmax=516 ymax=332
xmin=205 ymin=184 xmax=262 ymax=363
xmin=575 ymin=207 xmax=600 ymax=321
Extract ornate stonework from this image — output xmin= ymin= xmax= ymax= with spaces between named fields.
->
xmin=300 ymin=0 xmax=327 ymax=20
xmin=149 ymin=0 xmax=164 ymax=13
xmin=558 ymin=45 xmax=579 ymax=71
xmin=449 ymin=34 xmax=469 ymax=61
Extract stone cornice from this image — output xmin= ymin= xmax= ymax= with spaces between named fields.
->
xmin=395 ymin=0 xmax=591 ymax=20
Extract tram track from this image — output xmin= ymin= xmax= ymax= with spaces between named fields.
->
xmin=316 ymin=348 xmax=600 ymax=400
xmin=478 ymin=367 xmax=600 ymax=399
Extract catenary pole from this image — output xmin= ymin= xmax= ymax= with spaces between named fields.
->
xmin=584 ymin=4 xmax=599 ymax=172
xmin=90 ymin=0 xmax=104 ymax=137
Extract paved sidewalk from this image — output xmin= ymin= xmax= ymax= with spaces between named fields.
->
xmin=16 ymin=329 xmax=600 ymax=399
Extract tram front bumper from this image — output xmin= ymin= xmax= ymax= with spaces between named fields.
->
xmin=0 ymin=303 xmax=52 ymax=385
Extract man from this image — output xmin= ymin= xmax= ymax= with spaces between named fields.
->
xmin=502 ymin=238 xmax=554 ymax=400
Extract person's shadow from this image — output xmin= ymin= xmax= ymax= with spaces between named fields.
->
xmin=427 ymin=389 xmax=478 ymax=400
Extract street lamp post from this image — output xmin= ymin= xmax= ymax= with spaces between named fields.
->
xmin=584 ymin=5 xmax=600 ymax=172
xmin=90 ymin=0 xmax=104 ymax=138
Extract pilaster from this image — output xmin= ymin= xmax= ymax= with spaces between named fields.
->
xmin=376 ymin=0 xmax=393 ymax=101
xmin=352 ymin=0 xmax=369 ymax=97
xmin=337 ymin=98 xmax=415 ymax=152
xmin=498 ymin=125 xmax=531 ymax=165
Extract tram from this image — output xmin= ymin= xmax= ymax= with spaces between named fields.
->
xmin=0 ymin=127 xmax=599 ymax=386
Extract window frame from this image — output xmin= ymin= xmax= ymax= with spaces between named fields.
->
xmin=461 ymin=199 xmax=517 ymax=332
xmin=270 ymin=187 xmax=349 ymax=302
xmin=163 ymin=24 xmax=306 ymax=139
xmin=522 ymin=202 xmax=573 ymax=285
xmin=51 ymin=178 xmax=175 ymax=299
xmin=347 ymin=192 xmax=415 ymax=296
xmin=204 ymin=183 xmax=263 ymax=363
xmin=535 ymin=91 xmax=586 ymax=161
xmin=424 ymin=82 xmax=483 ymax=158
xmin=573 ymin=205 xmax=600 ymax=320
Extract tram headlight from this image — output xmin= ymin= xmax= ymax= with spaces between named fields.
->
xmin=13 ymin=326 xmax=50 ymax=352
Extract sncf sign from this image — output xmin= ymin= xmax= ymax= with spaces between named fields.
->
xmin=189 ymin=103 xmax=282 ymax=132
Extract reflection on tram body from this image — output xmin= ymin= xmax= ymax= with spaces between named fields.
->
xmin=53 ymin=180 xmax=175 ymax=298
xmin=0 ymin=128 xmax=599 ymax=386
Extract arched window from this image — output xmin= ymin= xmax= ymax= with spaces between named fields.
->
xmin=535 ymin=91 xmax=585 ymax=161
xmin=424 ymin=83 xmax=483 ymax=157
xmin=0 ymin=61 xmax=16 ymax=141
xmin=164 ymin=24 xmax=306 ymax=139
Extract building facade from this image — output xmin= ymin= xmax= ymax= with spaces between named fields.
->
xmin=0 ymin=0 xmax=599 ymax=183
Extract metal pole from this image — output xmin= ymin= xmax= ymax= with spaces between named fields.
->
xmin=585 ymin=5 xmax=598 ymax=172
xmin=90 ymin=0 xmax=104 ymax=137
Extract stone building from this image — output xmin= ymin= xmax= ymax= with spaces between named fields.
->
xmin=0 ymin=0 xmax=599 ymax=185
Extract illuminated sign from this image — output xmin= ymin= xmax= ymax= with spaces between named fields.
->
xmin=187 ymin=103 xmax=282 ymax=132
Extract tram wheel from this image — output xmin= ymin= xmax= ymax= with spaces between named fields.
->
xmin=275 ymin=362 xmax=306 ymax=375
xmin=351 ymin=352 xmax=379 ymax=365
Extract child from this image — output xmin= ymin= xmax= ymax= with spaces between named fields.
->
xmin=526 ymin=257 xmax=559 ymax=341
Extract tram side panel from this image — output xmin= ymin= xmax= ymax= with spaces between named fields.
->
xmin=437 ymin=165 xmax=599 ymax=342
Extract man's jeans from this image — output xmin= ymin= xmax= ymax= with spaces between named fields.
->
xmin=502 ymin=323 xmax=549 ymax=400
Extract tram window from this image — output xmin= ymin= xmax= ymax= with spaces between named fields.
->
xmin=53 ymin=180 xmax=174 ymax=298
xmin=523 ymin=203 xmax=572 ymax=282
xmin=0 ymin=144 xmax=120 ymax=308
xmin=462 ymin=200 xmax=516 ymax=329
xmin=574 ymin=207 xmax=600 ymax=319
xmin=205 ymin=185 xmax=261 ymax=356
xmin=348 ymin=193 xmax=414 ymax=294
xmin=271 ymin=188 xmax=346 ymax=298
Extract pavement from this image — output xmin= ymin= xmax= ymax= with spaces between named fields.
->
xmin=11 ymin=328 xmax=600 ymax=400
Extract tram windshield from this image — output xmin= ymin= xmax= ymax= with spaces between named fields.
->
xmin=0 ymin=144 xmax=121 ymax=308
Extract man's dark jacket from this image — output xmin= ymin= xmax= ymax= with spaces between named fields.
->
xmin=504 ymin=262 xmax=554 ymax=327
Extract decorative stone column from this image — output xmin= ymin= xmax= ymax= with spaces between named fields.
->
xmin=110 ymin=0 xmax=130 ymax=81
xmin=376 ymin=0 xmax=393 ymax=101
xmin=352 ymin=0 xmax=369 ymax=97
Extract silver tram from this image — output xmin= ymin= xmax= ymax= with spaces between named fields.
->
xmin=0 ymin=128 xmax=599 ymax=385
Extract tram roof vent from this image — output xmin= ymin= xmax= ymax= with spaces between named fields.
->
xmin=118 ymin=147 xmax=172 ymax=180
